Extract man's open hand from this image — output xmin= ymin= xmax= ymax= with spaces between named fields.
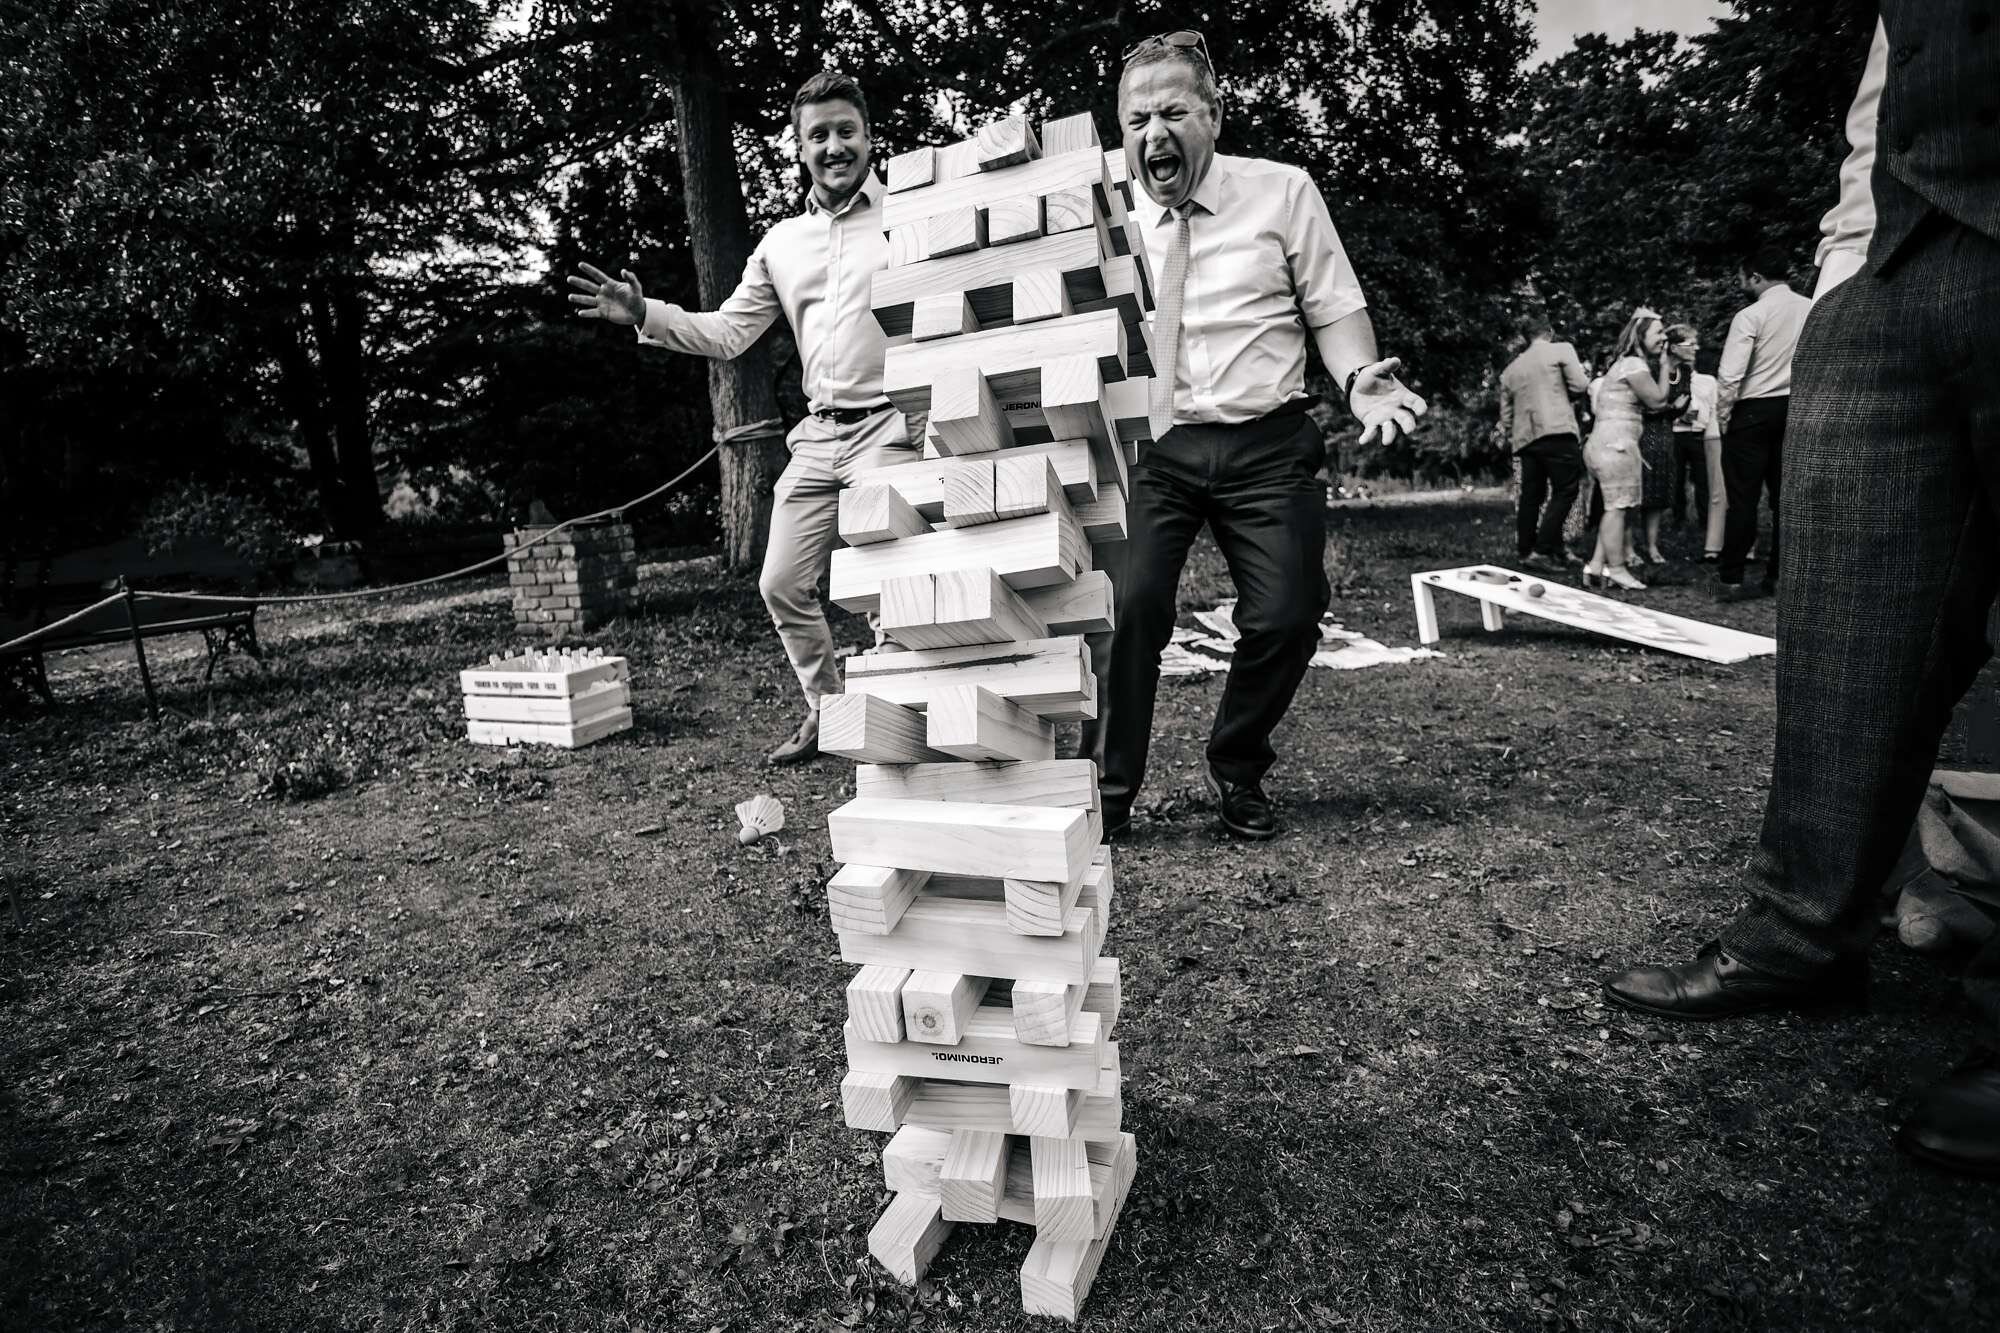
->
xmin=568 ymin=262 xmax=646 ymax=325
xmin=1348 ymin=357 xmax=1428 ymax=447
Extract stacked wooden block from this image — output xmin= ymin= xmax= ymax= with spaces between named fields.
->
xmin=821 ymin=110 xmax=1155 ymax=1322
xmin=460 ymin=647 xmax=633 ymax=748
xmin=505 ymin=520 xmax=638 ymax=638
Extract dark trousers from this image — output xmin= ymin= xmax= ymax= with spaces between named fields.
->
xmin=1718 ymin=395 xmax=1788 ymax=586
xmin=1719 ymin=215 xmax=2000 ymax=1038
xmin=1671 ymin=430 xmax=1707 ymax=525
xmin=1515 ymin=434 xmax=1583 ymax=559
xmin=1099 ymin=407 xmax=1330 ymax=812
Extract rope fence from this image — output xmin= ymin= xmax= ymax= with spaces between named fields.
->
xmin=0 ymin=442 xmax=725 ymax=657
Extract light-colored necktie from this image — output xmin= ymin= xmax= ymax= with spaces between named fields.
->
xmin=1147 ymin=203 xmax=1194 ymax=442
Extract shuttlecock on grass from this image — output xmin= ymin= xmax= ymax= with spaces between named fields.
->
xmin=735 ymin=794 xmax=786 ymax=846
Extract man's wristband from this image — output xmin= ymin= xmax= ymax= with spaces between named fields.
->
xmin=1341 ymin=365 xmax=1364 ymax=417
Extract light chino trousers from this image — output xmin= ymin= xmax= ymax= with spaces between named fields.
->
xmin=760 ymin=407 xmax=921 ymax=710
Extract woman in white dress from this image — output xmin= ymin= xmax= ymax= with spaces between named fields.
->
xmin=1581 ymin=309 xmax=1676 ymax=590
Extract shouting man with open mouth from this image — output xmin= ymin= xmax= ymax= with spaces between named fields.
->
xmin=1097 ymin=31 xmax=1428 ymax=842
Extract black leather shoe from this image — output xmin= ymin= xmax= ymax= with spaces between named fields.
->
xmin=1602 ymin=942 xmax=1865 ymax=1021
xmin=1715 ymin=582 xmax=1769 ymax=604
xmin=1102 ymin=806 xmax=1132 ymax=842
xmin=1898 ymin=1052 xmax=2000 ymax=1177
xmin=1203 ymin=768 xmax=1278 ymax=841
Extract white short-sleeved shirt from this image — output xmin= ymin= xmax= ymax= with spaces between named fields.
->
xmin=1134 ymin=154 xmax=1369 ymax=425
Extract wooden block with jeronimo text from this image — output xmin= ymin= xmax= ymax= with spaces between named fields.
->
xmin=843 ymin=1008 xmax=1107 ymax=1091
xmin=817 ymin=691 xmax=953 ymax=764
xmin=826 ymin=863 xmax=930 ymax=936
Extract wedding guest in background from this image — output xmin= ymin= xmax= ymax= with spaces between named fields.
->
xmin=1715 ymin=243 xmax=1811 ymax=601
xmin=1636 ymin=325 xmax=1693 ymax=566
xmin=1666 ymin=324 xmax=1726 ymax=561
xmin=1580 ymin=309 xmax=1674 ymax=591
xmin=1498 ymin=311 xmax=1590 ymax=573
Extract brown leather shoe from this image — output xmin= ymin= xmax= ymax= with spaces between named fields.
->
xmin=767 ymin=709 xmax=820 ymax=766
xmin=1897 ymin=1052 xmax=2000 ymax=1178
xmin=1602 ymin=942 xmax=1865 ymax=1021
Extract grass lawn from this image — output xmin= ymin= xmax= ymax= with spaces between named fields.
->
xmin=2 ymin=495 xmax=1993 ymax=1331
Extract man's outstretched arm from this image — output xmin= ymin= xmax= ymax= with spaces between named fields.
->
xmin=569 ymin=248 xmax=780 ymax=361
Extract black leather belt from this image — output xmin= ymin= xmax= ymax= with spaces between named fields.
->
xmin=811 ymin=401 xmax=894 ymax=424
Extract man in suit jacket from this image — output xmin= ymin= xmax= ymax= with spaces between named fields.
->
xmin=1602 ymin=4 xmax=2000 ymax=1178
xmin=1498 ymin=313 xmax=1590 ymax=571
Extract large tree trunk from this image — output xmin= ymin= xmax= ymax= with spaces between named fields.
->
xmin=308 ymin=278 xmax=381 ymax=537
xmin=271 ymin=316 xmax=348 ymax=535
xmin=666 ymin=10 xmax=784 ymax=571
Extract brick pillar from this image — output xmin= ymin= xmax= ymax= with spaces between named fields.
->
xmin=505 ymin=520 xmax=639 ymax=638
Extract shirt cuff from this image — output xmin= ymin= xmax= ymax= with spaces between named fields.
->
xmin=635 ymin=298 xmax=683 ymax=347
xmin=1813 ymin=250 xmax=1865 ymax=301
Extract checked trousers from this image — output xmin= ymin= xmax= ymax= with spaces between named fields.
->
xmin=1719 ymin=213 xmax=2000 ymax=1036
xmin=1098 ymin=405 xmax=1331 ymax=812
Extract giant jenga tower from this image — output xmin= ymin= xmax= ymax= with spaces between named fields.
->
xmin=816 ymin=111 xmax=1156 ymax=1321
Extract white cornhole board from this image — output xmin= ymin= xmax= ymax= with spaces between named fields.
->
xmin=1411 ymin=565 xmax=1776 ymax=665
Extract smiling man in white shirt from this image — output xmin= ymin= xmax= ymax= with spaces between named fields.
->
xmin=570 ymin=71 xmax=916 ymax=765
xmin=1098 ymin=31 xmax=1426 ymax=841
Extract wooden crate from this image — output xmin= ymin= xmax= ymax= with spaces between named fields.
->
xmin=461 ymin=647 xmax=633 ymax=748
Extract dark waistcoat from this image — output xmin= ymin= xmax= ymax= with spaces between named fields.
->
xmin=1871 ymin=0 xmax=2000 ymax=265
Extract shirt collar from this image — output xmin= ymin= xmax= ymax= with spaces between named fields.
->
xmin=804 ymin=172 xmax=883 ymax=219
xmin=1145 ymin=156 xmax=1226 ymax=227
xmin=1755 ymin=282 xmax=1796 ymax=306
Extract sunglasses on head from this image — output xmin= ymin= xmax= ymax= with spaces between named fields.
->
xmin=1123 ymin=29 xmax=1212 ymax=68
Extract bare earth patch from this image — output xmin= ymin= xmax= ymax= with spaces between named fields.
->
xmin=3 ymin=497 xmax=1993 ymax=1331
